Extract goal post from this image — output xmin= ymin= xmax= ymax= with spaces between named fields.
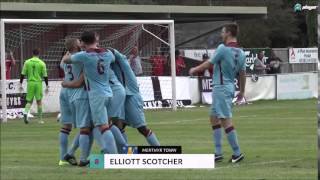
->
xmin=0 ymin=19 xmax=177 ymax=123
xmin=1 ymin=19 xmax=6 ymax=122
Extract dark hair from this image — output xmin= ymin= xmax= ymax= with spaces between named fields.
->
xmin=258 ymin=51 xmax=264 ymax=56
xmin=80 ymin=31 xmax=97 ymax=44
xmin=175 ymin=49 xmax=180 ymax=56
xmin=202 ymin=53 xmax=209 ymax=59
xmin=32 ymin=48 xmax=40 ymax=56
xmin=223 ymin=23 xmax=238 ymax=37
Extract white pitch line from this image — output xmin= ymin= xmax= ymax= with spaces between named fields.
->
xmin=149 ymin=118 xmax=205 ymax=125
xmin=238 ymin=117 xmax=314 ymax=120
xmin=148 ymin=115 xmax=313 ymax=125
xmin=239 ymin=115 xmax=258 ymax=118
xmin=214 ymin=158 xmax=303 ymax=170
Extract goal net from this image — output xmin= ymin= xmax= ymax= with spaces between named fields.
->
xmin=0 ymin=19 xmax=176 ymax=122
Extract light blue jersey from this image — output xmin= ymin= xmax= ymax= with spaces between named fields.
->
xmin=210 ymin=43 xmax=246 ymax=86
xmin=109 ymin=69 xmax=123 ymax=90
xmin=111 ymin=49 xmax=139 ymax=95
xmin=61 ymin=63 xmax=73 ymax=82
xmin=108 ymin=48 xmax=146 ymax=127
xmin=60 ymin=56 xmax=90 ymax=128
xmin=209 ymin=42 xmax=245 ymax=119
xmin=60 ymin=62 xmax=73 ymax=98
xmin=60 ymin=63 xmax=70 ymax=98
xmin=61 ymin=62 xmax=88 ymax=102
xmin=59 ymin=63 xmax=73 ymax=125
xmin=71 ymin=48 xmax=115 ymax=97
xmin=108 ymin=69 xmax=126 ymax=119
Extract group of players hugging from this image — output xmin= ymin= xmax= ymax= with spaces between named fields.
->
xmin=57 ymin=31 xmax=160 ymax=167
xmin=20 ymin=23 xmax=245 ymax=167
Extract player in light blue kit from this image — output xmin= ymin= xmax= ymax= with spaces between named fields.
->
xmin=108 ymin=69 xmax=128 ymax=153
xmin=62 ymin=34 xmax=129 ymax=154
xmin=58 ymin=38 xmax=82 ymax=166
xmin=64 ymin=67 xmax=129 ymax=154
xmin=60 ymin=38 xmax=94 ymax=166
xmin=95 ymin=33 xmax=128 ymax=153
xmin=109 ymin=48 xmax=160 ymax=146
xmin=189 ymin=24 xmax=246 ymax=163
xmin=62 ymin=31 xmax=118 ymax=156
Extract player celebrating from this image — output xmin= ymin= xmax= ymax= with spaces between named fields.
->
xmin=62 ymin=68 xmax=128 ymax=154
xmin=58 ymin=39 xmax=76 ymax=166
xmin=59 ymin=38 xmax=92 ymax=166
xmin=62 ymin=33 xmax=128 ymax=154
xmin=109 ymin=48 xmax=160 ymax=146
xmin=20 ymin=48 xmax=48 ymax=124
xmin=108 ymin=69 xmax=128 ymax=153
xmin=62 ymin=31 xmax=118 ymax=155
xmin=95 ymin=32 xmax=128 ymax=153
xmin=189 ymin=23 xmax=246 ymax=163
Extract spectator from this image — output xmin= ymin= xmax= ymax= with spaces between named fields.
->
xmin=253 ymin=51 xmax=268 ymax=75
xmin=175 ymin=50 xmax=186 ymax=76
xmin=2 ymin=50 xmax=16 ymax=79
xmin=266 ymin=50 xmax=282 ymax=74
xmin=129 ymin=46 xmax=143 ymax=76
xmin=164 ymin=52 xmax=171 ymax=75
xmin=198 ymin=53 xmax=213 ymax=77
xmin=150 ymin=51 xmax=167 ymax=76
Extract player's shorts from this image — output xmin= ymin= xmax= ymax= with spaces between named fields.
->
xmin=89 ymin=96 xmax=110 ymax=126
xmin=123 ymin=94 xmax=146 ymax=128
xmin=210 ymin=84 xmax=235 ymax=119
xmin=26 ymin=81 xmax=43 ymax=102
xmin=108 ymin=83 xmax=126 ymax=120
xmin=71 ymin=99 xmax=91 ymax=128
xmin=59 ymin=89 xmax=74 ymax=125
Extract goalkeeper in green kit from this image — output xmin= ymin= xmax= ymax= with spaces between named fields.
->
xmin=19 ymin=48 xmax=49 ymax=124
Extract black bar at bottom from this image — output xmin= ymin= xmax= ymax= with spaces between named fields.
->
xmin=137 ymin=146 xmax=182 ymax=154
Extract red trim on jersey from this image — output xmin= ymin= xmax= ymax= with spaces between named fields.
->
xmin=86 ymin=48 xmax=106 ymax=53
xmin=225 ymin=42 xmax=239 ymax=48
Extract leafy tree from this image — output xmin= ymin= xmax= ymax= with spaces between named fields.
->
xmin=238 ymin=0 xmax=315 ymax=48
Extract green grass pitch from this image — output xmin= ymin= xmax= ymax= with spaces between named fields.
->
xmin=1 ymin=99 xmax=317 ymax=180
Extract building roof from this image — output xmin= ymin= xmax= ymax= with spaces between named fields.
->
xmin=0 ymin=2 xmax=267 ymax=23
xmin=1 ymin=2 xmax=267 ymax=14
